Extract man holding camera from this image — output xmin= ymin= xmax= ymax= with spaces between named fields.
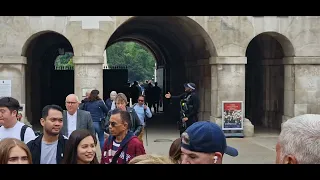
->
xmin=165 ymin=82 xmax=200 ymax=135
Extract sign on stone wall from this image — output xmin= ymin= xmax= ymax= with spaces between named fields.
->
xmin=222 ymin=101 xmax=244 ymax=137
xmin=0 ymin=80 xmax=11 ymax=97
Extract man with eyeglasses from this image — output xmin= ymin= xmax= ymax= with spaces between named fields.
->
xmin=180 ymin=121 xmax=238 ymax=164
xmin=132 ymin=95 xmax=152 ymax=144
xmin=101 ymin=109 xmax=145 ymax=164
xmin=104 ymin=93 xmax=142 ymax=137
xmin=61 ymin=94 xmax=95 ymax=138
xmin=0 ymin=97 xmax=36 ymax=144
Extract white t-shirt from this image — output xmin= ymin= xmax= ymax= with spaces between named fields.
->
xmin=0 ymin=121 xmax=36 ymax=144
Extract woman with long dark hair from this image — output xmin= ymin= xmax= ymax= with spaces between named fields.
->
xmin=61 ymin=129 xmax=99 ymax=164
xmin=83 ymin=89 xmax=108 ymax=151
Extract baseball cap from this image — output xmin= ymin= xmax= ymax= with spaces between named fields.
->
xmin=181 ymin=121 xmax=238 ymax=157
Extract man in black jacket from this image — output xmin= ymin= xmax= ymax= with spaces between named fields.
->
xmin=27 ymin=105 xmax=68 ymax=164
xmin=165 ymin=82 xmax=200 ymax=135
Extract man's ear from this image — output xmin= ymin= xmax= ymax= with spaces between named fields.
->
xmin=40 ymin=118 xmax=45 ymax=127
xmin=283 ymin=155 xmax=298 ymax=164
xmin=211 ymin=152 xmax=223 ymax=164
xmin=11 ymin=110 xmax=18 ymax=117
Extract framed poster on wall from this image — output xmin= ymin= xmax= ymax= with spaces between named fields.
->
xmin=222 ymin=101 xmax=244 ymax=131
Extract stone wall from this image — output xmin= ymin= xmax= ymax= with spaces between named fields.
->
xmin=0 ymin=56 xmax=26 ymax=104
xmin=2 ymin=16 xmax=320 ymax=135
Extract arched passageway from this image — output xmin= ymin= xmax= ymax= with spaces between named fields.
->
xmin=245 ymin=32 xmax=295 ymax=132
xmin=22 ymin=31 xmax=74 ymax=129
xmin=105 ymin=16 xmax=216 ymax=123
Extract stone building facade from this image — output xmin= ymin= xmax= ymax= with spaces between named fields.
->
xmin=0 ymin=16 xmax=318 ymax=136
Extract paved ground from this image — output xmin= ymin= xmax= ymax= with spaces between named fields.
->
xmin=96 ymin=113 xmax=279 ymax=164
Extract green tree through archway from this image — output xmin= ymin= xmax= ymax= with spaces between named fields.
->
xmin=106 ymin=41 xmax=156 ymax=82
xmin=53 ymin=42 xmax=156 ymax=82
xmin=55 ymin=52 xmax=74 ymax=69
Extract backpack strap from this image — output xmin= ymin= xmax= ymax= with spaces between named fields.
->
xmin=132 ymin=103 xmax=137 ymax=108
xmin=110 ymin=139 xmax=130 ymax=164
xmin=128 ymin=108 xmax=135 ymax=130
xmin=20 ymin=125 xmax=29 ymax=142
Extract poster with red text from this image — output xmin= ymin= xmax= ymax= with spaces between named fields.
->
xmin=222 ymin=101 xmax=244 ymax=130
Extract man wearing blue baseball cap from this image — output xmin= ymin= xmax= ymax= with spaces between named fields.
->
xmin=180 ymin=121 xmax=238 ymax=164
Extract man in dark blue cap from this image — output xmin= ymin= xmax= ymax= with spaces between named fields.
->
xmin=180 ymin=121 xmax=238 ymax=164
xmin=165 ymin=82 xmax=200 ymax=135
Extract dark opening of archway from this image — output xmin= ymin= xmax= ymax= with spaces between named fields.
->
xmin=24 ymin=32 xmax=74 ymax=130
xmin=105 ymin=16 xmax=215 ymax=127
xmin=245 ymin=34 xmax=284 ymax=131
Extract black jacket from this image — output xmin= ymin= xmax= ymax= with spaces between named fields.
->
xmin=171 ymin=91 xmax=200 ymax=123
xmin=26 ymin=133 xmax=68 ymax=164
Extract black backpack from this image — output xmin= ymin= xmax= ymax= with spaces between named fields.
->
xmin=20 ymin=125 xmax=31 ymax=142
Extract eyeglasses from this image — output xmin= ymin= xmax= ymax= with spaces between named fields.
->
xmin=66 ymin=101 xmax=78 ymax=105
xmin=138 ymin=100 xmax=144 ymax=102
xmin=108 ymin=121 xmax=124 ymax=127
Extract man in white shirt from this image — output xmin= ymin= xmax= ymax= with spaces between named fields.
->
xmin=132 ymin=95 xmax=152 ymax=144
xmin=0 ymin=97 xmax=36 ymax=144
xmin=61 ymin=94 xmax=95 ymax=138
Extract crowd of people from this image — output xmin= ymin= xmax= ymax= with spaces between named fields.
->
xmin=1 ymin=87 xmax=320 ymax=164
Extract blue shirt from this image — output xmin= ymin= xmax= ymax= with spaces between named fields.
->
xmin=133 ymin=104 xmax=152 ymax=126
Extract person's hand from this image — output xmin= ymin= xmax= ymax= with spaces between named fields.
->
xmin=182 ymin=117 xmax=188 ymax=122
xmin=165 ymin=92 xmax=171 ymax=99
xmin=143 ymin=105 xmax=147 ymax=110
xmin=118 ymin=105 xmax=126 ymax=111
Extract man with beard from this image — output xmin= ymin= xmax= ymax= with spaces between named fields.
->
xmin=165 ymin=82 xmax=200 ymax=135
xmin=27 ymin=105 xmax=68 ymax=164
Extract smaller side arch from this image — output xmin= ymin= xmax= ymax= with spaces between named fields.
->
xmin=21 ymin=30 xmax=73 ymax=57
xmin=245 ymin=31 xmax=295 ymax=57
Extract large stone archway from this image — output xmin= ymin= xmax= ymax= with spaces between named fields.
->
xmin=245 ymin=32 xmax=295 ymax=132
xmin=22 ymin=31 xmax=74 ymax=129
xmin=105 ymin=16 xmax=217 ymax=121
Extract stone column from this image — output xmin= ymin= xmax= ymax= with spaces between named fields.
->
xmin=282 ymin=57 xmax=295 ymax=123
xmin=209 ymin=56 xmax=254 ymax=136
xmin=284 ymin=57 xmax=320 ymax=118
xmin=73 ymin=56 xmax=104 ymax=100
xmin=0 ymin=56 xmax=27 ymax=123
xmin=0 ymin=56 xmax=26 ymax=103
